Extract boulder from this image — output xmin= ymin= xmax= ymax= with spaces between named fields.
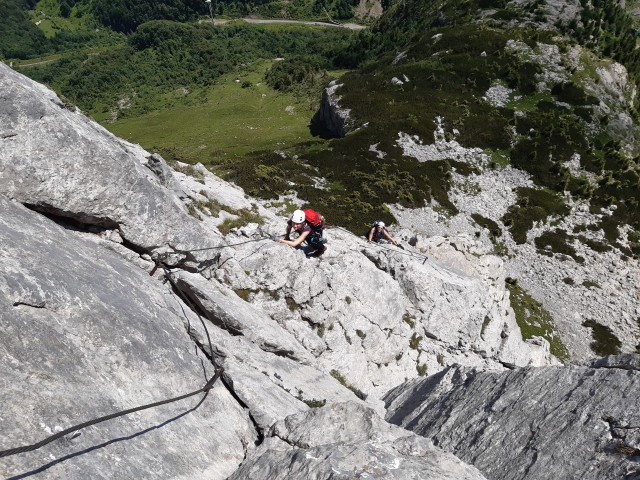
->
xmin=310 ymin=82 xmax=351 ymax=138
xmin=229 ymin=401 xmax=489 ymax=480
xmin=384 ymin=356 xmax=640 ymax=480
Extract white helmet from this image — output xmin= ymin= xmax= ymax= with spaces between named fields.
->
xmin=291 ymin=210 xmax=305 ymax=223
xmin=375 ymin=220 xmax=385 ymax=228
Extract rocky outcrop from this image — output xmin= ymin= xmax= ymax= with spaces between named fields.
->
xmin=355 ymin=0 xmax=383 ymax=20
xmin=213 ymin=226 xmax=557 ymax=400
xmin=310 ymin=81 xmax=351 ymax=138
xmin=229 ymin=401 xmax=489 ymax=480
xmin=384 ymin=355 xmax=640 ymax=480
xmin=0 ymin=63 xmax=562 ymax=478
xmin=0 ymin=62 xmax=211 ymax=261
xmin=0 ymin=197 xmax=256 ymax=479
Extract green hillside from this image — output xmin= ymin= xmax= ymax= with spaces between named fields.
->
xmin=7 ymin=0 xmax=640 ymax=257
xmin=223 ymin=0 xmax=640 ymax=254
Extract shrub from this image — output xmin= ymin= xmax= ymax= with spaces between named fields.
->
xmin=507 ymin=280 xmax=569 ymax=361
xmin=582 ymin=320 xmax=622 ymax=356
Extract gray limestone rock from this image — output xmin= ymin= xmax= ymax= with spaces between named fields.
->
xmin=0 ymin=63 xmax=213 ymax=257
xmin=229 ymin=401 xmax=489 ymax=480
xmin=384 ymin=357 xmax=640 ymax=480
xmin=183 ymin=311 xmax=367 ymax=431
xmin=0 ymin=196 xmax=256 ymax=479
xmin=220 ymin=227 xmax=556 ymax=400
xmin=311 ymin=82 xmax=352 ymax=138
xmin=170 ymin=270 xmax=313 ymax=363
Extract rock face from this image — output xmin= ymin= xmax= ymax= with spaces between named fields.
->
xmin=310 ymin=81 xmax=351 ymax=138
xmin=212 ymin=226 xmax=557 ymax=400
xmin=0 ymin=63 xmax=567 ymax=478
xmin=229 ymin=401 xmax=489 ymax=480
xmin=384 ymin=355 xmax=640 ymax=480
xmin=0 ymin=197 xmax=256 ymax=479
xmin=0 ymin=62 xmax=211 ymax=259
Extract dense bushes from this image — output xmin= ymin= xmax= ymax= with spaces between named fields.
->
xmin=26 ymin=21 xmax=352 ymax=116
xmin=212 ymin=0 xmax=358 ymax=21
xmin=91 ymin=0 xmax=207 ymax=33
xmin=0 ymin=0 xmax=48 ymax=59
xmin=264 ymin=56 xmax=324 ymax=91
xmin=0 ymin=0 xmax=124 ymax=60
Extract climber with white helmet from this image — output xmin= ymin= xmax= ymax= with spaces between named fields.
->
xmin=367 ymin=220 xmax=399 ymax=246
xmin=280 ymin=209 xmax=327 ymax=257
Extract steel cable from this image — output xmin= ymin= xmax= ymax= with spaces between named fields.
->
xmin=0 ymin=368 xmax=223 ymax=458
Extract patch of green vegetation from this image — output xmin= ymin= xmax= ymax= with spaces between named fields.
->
xmin=493 ymin=241 xmax=509 ymax=257
xmin=330 ymin=369 xmax=367 ymax=400
xmin=504 ymin=91 xmax=553 ymax=112
xmin=629 ymin=231 xmax=640 ymax=257
xmin=551 ymin=81 xmax=599 ymax=106
xmin=480 ymin=315 xmax=491 ymax=336
xmin=506 ymin=279 xmax=569 ymax=361
xmin=563 ymin=277 xmax=574 ymax=285
xmin=266 ymin=289 xmax=280 ymax=301
xmin=402 ymin=313 xmax=415 ymax=328
xmin=582 ymin=280 xmax=601 ymax=289
xmin=471 ymin=213 xmax=502 ymax=239
xmin=285 ymin=296 xmax=297 ymax=311
xmin=193 ymin=197 xmax=224 ymax=217
xmin=409 ymin=332 xmax=422 ymax=350
xmin=576 ymin=235 xmax=612 ymax=253
xmin=502 ymin=188 xmax=570 ymax=244
xmin=534 ymin=229 xmax=585 ymax=263
xmin=224 ymin=148 xmax=321 ymax=199
xmin=316 ymin=323 xmax=325 ymax=337
xmin=486 ymin=149 xmax=511 ymax=168
xmin=91 ymin=0 xmax=206 ymax=33
xmin=187 ymin=202 xmax=200 ymax=219
xmin=326 ymin=180 xmax=347 ymax=192
xmin=582 ymin=320 xmax=622 ymax=356
xmin=215 ymin=0 xmax=359 ymax=22
xmin=168 ymin=160 xmax=205 ymax=182
xmin=302 ymin=398 xmax=326 ymax=408
xmin=416 ymin=363 xmax=427 ymax=376
xmin=1 ymin=0 xmax=122 ymax=60
xmin=217 ymin=207 xmax=264 ymax=234
xmin=264 ymin=55 xmax=329 ymax=96
xmin=355 ymin=329 xmax=366 ymax=338
xmin=234 ymin=288 xmax=258 ymax=301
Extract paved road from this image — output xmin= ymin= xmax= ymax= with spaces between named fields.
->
xmin=13 ymin=59 xmax=56 ymax=68
xmin=211 ymin=18 xmax=366 ymax=30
